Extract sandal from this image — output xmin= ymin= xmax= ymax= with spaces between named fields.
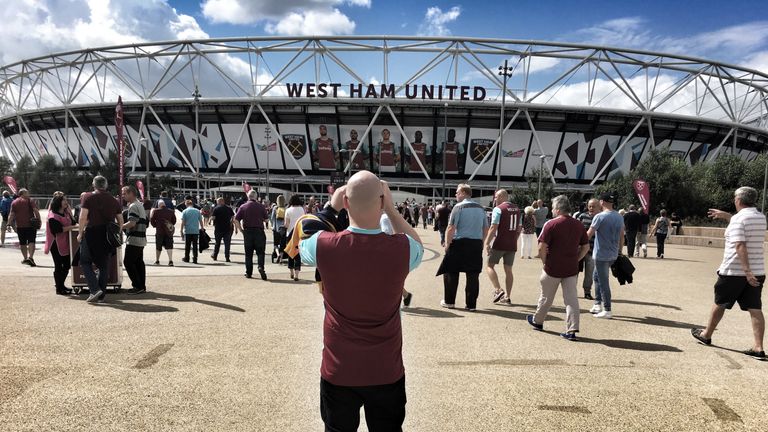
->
xmin=691 ymin=328 xmax=711 ymax=345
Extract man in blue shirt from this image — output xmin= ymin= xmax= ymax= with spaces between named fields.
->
xmin=180 ymin=200 xmax=204 ymax=264
xmin=587 ymin=192 xmax=625 ymax=319
xmin=437 ymin=183 xmax=489 ymax=311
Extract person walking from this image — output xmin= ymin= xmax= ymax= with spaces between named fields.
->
xmin=650 ymin=210 xmax=670 ymax=259
xmin=270 ymin=195 xmax=287 ymax=264
xmin=1 ymin=190 xmax=14 ymax=247
xmin=235 ymin=190 xmax=269 ymax=280
xmin=180 ymin=200 xmax=203 ymax=264
xmin=8 ymin=188 xmax=41 ymax=266
xmin=576 ymin=198 xmax=599 ymax=300
xmin=533 ymin=199 xmax=549 ymax=237
xmin=283 ymin=194 xmax=307 ymax=281
xmin=623 ymin=204 xmax=642 ymax=257
xmin=484 ymin=189 xmax=521 ymax=305
xmin=44 ymin=194 xmax=78 ymax=295
xmin=77 ymin=176 xmax=123 ymax=303
xmin=526 ymin=195 xmax=590 ymax=341
xmin=300 ymin=171 xmax=423 ymax=431
xmin=520 ymin=206 xmax=537 ymax=259
xmin=121 ymin=186 xmax=148 ymax=295
xmin=421 ymin=204 xmax=429 ymax=229
xmin=587 ymin=192 xmax=625 ymax=319
xmin=210 ymin=197 xmax=235 ymax=262
xmin=150 ymin=200 xmax=176 ymax=266
xmin=635 ymin=209 xmax=650 ymax=258
xmin=436 ymin=200 xmax=450 ymax=246
xmin=692 ymin=187 xmax=766 ymax=359
xmin=437 ymin=184 xmax=489 ymax=311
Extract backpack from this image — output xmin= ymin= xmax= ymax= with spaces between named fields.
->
xmin=276 ymin=206 xmax=286 ymax=220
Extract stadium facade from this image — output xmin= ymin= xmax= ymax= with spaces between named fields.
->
xmin=1 ymin=36 xmax=767 ymax=195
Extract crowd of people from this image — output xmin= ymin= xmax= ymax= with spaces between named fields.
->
xmin=1 ymin=172 xmax=765 ymax=431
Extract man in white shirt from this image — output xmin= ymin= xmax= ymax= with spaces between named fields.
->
xmin=692 ymin=186 xmax=766 ymax=359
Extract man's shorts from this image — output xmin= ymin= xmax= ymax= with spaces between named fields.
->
xmin=155 ymin=234 xmax=174 ymax=251
xmin=488 ymin=249 xmax=515 ymax=266
xmin=714 ymin=272 xmax=764 ymax=311
xmin=17 ymin=227 xmax=36 ymax=245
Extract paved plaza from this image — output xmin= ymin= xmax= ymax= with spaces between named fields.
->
xmin=0 ymin=224 xmax=766 ymax=431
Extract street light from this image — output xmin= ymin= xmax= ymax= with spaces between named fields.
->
xmin=264 ymin=126 xmax=271 ymax=201
xmin=442 ymin=102 xmax=448 ymax=200
xmin=140 ymin=136 xmax=149 ymax=200
xmin=532 ymin=153 xmax=553 ymax=199
xmin=497 ymin=59 xmax=514 ymax=191
xmin=192 ymin=86 xmax=201 ymax=200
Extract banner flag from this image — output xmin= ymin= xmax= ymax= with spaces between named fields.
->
xmin=633 ymin=179 xmax=650 ymax=214
xmin=3 ymin=176 xmax=18 ymax=194
xmin=115 ymin=96 xmax=125 ymax=195
xmin=136 ymin=180 xmax=145 ymax=201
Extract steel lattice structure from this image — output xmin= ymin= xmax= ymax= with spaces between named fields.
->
xmin=1 ymin=36 xmax=767 ymax=189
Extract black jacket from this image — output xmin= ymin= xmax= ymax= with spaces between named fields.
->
xmin=611 ymin=255 xmax=635 ymax=285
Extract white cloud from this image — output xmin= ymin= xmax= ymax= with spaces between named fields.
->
xmin=201 ymin=0 xmax=368 ymax=34
xmin=265 ymin=9 xmax=356 ymax=36
xmin=417 ymin=6 xmax=461 ymax=36
xmin=744 ymin=50 xmax=768 ymax=74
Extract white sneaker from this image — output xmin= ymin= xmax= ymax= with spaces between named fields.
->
xmin=589 ymin=304 xmax=603 ymax=314
xmin=440 ymin=300 xmax=455 ymax=309
xmin=594 ymin=310 xmax=613 ymax=319
xmin=86 ymin=290 xmax=103 ymax=303
xmin=642 ymin=245 xmax=647 ymax=258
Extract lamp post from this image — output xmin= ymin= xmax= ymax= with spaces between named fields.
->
xmin=192 ymin=86 xmax=201 ymax=200
xmin=762 ymin=153 xmax=767 ymax=213
xmin=141 ymin=137 xmax=149 ymax=200
xmin=264 ymin=126 xmax=271 ymax=202
xmin=442 ymin=102 xmax=448 ymax=200
xmin=497 ymin=59 xmax=513 ymax=191
xmin=536 ymin=154 xmax=553 ymax=199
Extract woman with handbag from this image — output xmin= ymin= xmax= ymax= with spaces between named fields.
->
xmin=44 ymin=194 xmax=78 ymax=295
xmin=650 ymin=209 xmax=670 ymax=259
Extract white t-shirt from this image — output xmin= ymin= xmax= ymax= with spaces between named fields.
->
xmin=284 ymin=206 xmax=307 ymax=236
xmin=718 ymin=207 xmax=766 ymax=276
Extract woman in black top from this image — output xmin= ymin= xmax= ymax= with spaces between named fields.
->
xmin=46 ymin=195 xmax=78 ymax=295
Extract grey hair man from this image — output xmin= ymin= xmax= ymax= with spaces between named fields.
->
xmin=527 ymin=195 xmax=590 ymax=340
xmin=235 ymin=189 xmax=269 ymax=279
xmin=692 ymin=187 xmax=767 ymax=359
xmin=78 ymin=176 xmax=124 ymax=302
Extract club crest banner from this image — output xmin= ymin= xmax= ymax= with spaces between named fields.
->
xmin=283 ymin=134 xmax=306 ymax=159
xmin=469 ymin=138 xmax=495 ymax=164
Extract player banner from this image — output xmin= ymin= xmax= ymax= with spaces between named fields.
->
xmin=633 ymin=179 xmax=650 ymax=214
xmin=115 ymin=96 xmax=125 ymax=194
xmin=3 ymin=176 xmax=18 ymax=194
xmin=136 ymin=180 xmax=145 ymax=201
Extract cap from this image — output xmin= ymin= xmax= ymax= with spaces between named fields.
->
xmin=599 ymin=192 xmax=616 ymax=203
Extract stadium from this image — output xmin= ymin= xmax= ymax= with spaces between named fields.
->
xmin=1 ymin=36 xmax=767 ymax=198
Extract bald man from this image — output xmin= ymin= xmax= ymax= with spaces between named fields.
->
xmin=484 ymin=189 xmax=522 ymax=305
xmin=301 ymin=170 xmax=423 ymax=432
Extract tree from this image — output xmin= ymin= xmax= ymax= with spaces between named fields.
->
xmin=30 ymin=155 xmax=61 ymax=194
xmin=0 ymin=156 xmax=12 ymax=177
xmin=12 ymin=155 xmax=35 ymax=190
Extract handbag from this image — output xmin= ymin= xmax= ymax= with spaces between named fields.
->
xmin=164 ymin=220 xmax=176 ymax=236
xmin=28 ymin=200 xmax=41 ymax=230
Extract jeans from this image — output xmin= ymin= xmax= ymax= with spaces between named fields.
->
xmin=626 ymin=230 xmax=637 ymax=257
xmin=581 ymin=254 xmax=594 ymax=293
xmin=320 ymin=376 xmax=406 ymax=432
xmin=438 ymin=227 xmax=446 ymax=245
xmin=443 ymin=272 xmax=480 ymax=309
xmin=243 ymin=228 xmax=266 ymax=276
xmin=213 ymin=230 xmax=232 ymax=260
xmin=123 ymin=244 xmax=146 ymax=290
xmin=79 ymin=237 xmax=109 ymax=294
xmin=656 ymin=233 xmax=666 ymax=257
xmin=184 ymin=234 xmax=198 ymax=260
xmin=50 ymin=240 xmax=71 ymax=290
xmin=593 ymin=259 xmax=614 ymax=311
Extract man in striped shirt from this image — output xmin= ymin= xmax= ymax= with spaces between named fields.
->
xmin=692 ymin=187 xmax=766 ymax=359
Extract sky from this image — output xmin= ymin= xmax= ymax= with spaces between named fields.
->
xmin=0 ymin=0 xmax=767 ymax=116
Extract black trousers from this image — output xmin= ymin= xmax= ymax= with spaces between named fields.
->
xmin=123 ymin=244 xmax=146 ymax=290
xmin=50 ymin=240 xmax=71 ymax=290
xmin=626 ymin=230 xmax=638 ymax=256
xmin=184 ymin=234 xmax=198 ymax=260
xmin=443 ymin=272 xmax=480 ymax=309
xmin=655 ymin=233 xmax=666 ymax=257
xmin=243 ymin=228 xmax=266 ymax=276
xmin=213 ymin=230 xmax=232 ymax=260
xmin=320 ymin=376 xmax=406 ymax=432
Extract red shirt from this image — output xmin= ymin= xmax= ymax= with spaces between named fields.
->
xmin=11 ymin=197 xmax=37 ymax=228
xmin=235 ymin=200 xmax=268 ymax=229
xmin=81 ymin=191 xmax=121 ymax=227
xmin=539 ymin=216 xmax=588 ymax=278
xmin=491 ymin=202 xmax=521 ymax=251
xmin=316 ymin=231 xmax=410 ymax=386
